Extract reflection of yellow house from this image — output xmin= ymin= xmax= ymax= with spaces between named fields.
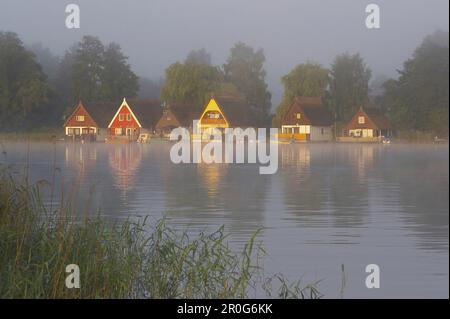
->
xmin=197 ymin=163 xmax=228 ymax=198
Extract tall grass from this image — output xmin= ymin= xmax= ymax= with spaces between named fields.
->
xmin=0 ymin=167 xmax=321 ymax=299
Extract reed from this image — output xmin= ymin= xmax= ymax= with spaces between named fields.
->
xmin=0 ymin=167 xmax=321 ymax=299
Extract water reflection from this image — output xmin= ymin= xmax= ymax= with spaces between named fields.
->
xmin=64 ymin=143 xmax=98 ymax=182
xmin=108 ymin=144 xmax=142 ymax=196
xmin=0 ymin=142 xmax=448 ymax=297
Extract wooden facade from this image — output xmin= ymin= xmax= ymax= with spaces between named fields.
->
xmin=154 ymin=103 xmax=194 ymax=137
xmin=343 ymin=107 xmax=392 ymax=139
xmin=108 ymin=98 xmax=162 ymax=141
xmin=280 ymin=96 xmax=333 ymax=142
xmin=63 ymin=101 xmax=117 ymax=141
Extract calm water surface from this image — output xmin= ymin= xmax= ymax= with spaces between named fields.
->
xmin=1 ymin=142 xmax=448 ymax=298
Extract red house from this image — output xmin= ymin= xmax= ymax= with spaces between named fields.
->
xmin=63 ymin=101 xmax=117 ymax=141
xmin=343 ymin=106 xmax=392 ymax=139
xmin=108 ymin=98 xmax=162 ymax=140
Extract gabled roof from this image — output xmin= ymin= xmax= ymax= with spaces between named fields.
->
xmin=363 ymin=108 xmax=391 ymax=130
xmin=166 ymin=103 xmax=196 ymax=127
xmin=282 ymin=96 xmax=333 ymax=127
xmin=64 ymin=101 xmax=117 ymax=128
xmin=213 ymin=96 xmax=258 ymax=127
xmin=125 ymin=99 xmax=163 ymax=128
xmin=83 ymin=101 xmax=118 ymax=127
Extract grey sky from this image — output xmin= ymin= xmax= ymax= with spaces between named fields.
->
xmin=1 ymin=0 xmax=448 ymax=106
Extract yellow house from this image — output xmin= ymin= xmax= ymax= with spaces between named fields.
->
xmin=196 ymin=96 xmax=257 ymax=137
xmin=197 ymin=97 xmax=229 ymax=133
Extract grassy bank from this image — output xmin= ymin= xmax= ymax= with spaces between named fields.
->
xmin=0 ymin=128 xmax=64 ymax=142
xmin=395 ymin=130 xmax=448 ymax=143
xmin=0 ymin=168 xmax=320 ymax=299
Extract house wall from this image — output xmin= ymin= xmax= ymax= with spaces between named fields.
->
xmin=155 ymin=109 xmax=182 ymax=134
xmin=310 ymin=126 xmax=333 ymax=141
xmin=344 ymin=109 xmax=377 ymax=133
xmin=109 ymin=104 xmax=141 ymax=136
xmin=64 ymin=104 xmax=98 ymax=134
xmin=198 ymin=99 xmax=229 ymax=132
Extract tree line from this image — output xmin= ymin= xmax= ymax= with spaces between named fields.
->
xmin=0 ymin=30 xmax=448 ymax=135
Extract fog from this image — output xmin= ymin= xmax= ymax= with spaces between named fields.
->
xmin=0 ymin=0 xmax=448 ymax=106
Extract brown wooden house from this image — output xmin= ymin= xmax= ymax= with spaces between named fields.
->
xmin=343 ymin=107 xmax=392 ymax=139
xmin=154 ymin=103 xmax=195 ymax=137
xmin=63 ymin=101 xmax=117 ymax=141
xmin=280 ymin=96 xmax=334 ymax=141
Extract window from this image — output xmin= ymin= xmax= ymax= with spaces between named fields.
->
xmin=207 ymin=112 xmax=220 ymax=119
xmin=76 ymin=115 xmax=85 ymax=122
xmin=321 ymin=128 xmax=324 ymax=135
xmin=115 ymin=128 xmax=122 ymax=135
xmin=358 ymin=116 xmax=365 ymax=124
xmin=126 ymin=114 xmax=131 ymax=121
xmin=119 ymin=114 xmax=124 ymax=121
xmin=296 ymin=113 xmax=301 ymax=119
xmin=68 ymin=128 xmax=73 ymax=135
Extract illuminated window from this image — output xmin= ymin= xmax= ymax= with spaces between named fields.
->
xmin=119 ymin=114 xmax=124 ymax=121
xmin=115 ymin=128 xmax=122 ymax=135
xmin=296 ymin=113 xmax=301 ymax=119
xmin=358 ymin=116 xmax=365 ymax=124
xmin=76 ymin=115 xmax=85 ymax=122
xmin=126 ymin=114 xmax=131 ymax=121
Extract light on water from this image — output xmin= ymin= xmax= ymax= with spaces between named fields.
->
xmin=1 ymin=142 xmax=448 ymax=298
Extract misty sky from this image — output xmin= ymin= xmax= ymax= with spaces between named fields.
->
xmin=1 ymin=0 xmax=448 ymax=106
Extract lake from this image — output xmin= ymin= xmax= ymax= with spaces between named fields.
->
xmin=0 ymin=141 xmax=448 ymax=298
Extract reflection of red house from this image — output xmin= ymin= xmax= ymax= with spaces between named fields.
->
xmin=108 ymin=98 xmax=162 ymax=140
xmin=108 ymin=144 xmax=142 ymax=195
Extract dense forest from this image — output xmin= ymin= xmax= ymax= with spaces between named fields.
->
xmin=0 ymin=30 xmax=448 ymax=136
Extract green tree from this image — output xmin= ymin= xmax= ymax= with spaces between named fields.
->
xmin=70 ymin=36 xmax=105 ymax=103
xmin=223 ymin=42 xmax=271 ymax=125
xmin=101 ymin=42 xmax=139 ymax=101
xmin=382 ymin=31 xmax=449 ymax=135
xmin=272 ymin=62 xmax=329 ymax=127
xmin=160 ymin=61 xmax=223 ymax=113
xmin=0 ymin=32 xmax=51 ymax=131
xmin=329 ymin=53 xmax=372 ymax=121
xmin=67 ymin=36 xmax=139 ymax=105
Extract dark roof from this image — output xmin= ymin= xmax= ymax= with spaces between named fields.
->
xmin=363 ymin=108 xmax=391 ymax=129
xmin=126 ymin=99 xmax=162 ymax=128
xmin=215 ymin=96 xmax=257 ymax=127
xmin=167 ymin=103 xmax=196 ymax=127
xmin=83 ymin=101 xmax=118 ymax=127
xmin=283 ymin=96 xmax=333 ymax=126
